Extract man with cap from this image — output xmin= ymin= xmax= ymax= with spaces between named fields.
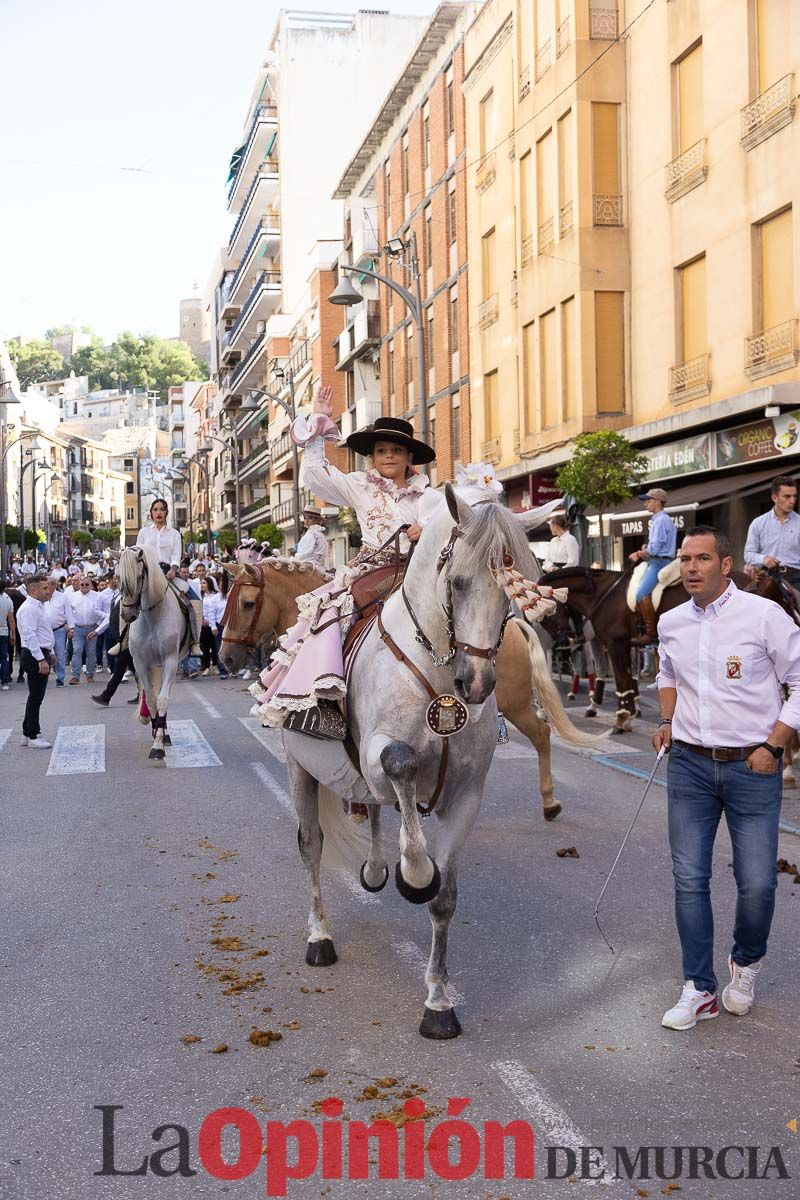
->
xmin=629 ymin=487 xmax=677 ymax=645
xmin=294 ymin=505 xmax=328 ymax=572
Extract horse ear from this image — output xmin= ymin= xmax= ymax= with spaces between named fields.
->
xmin=243 ymin=563 xmax=261 ymax=581
xmin=220 ymin=563 xmax=238 ymax=577
xmin=444 ymin=482 xmax=474 ymax=528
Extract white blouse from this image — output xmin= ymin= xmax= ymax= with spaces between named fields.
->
xmin=298 ymin=420 xmax=428 ymax=555
xmin=136 ymin=524 xmax=183 ymax=567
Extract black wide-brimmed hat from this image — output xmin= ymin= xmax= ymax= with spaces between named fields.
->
xmin=345 ymin=416 xmax=435 ymax=465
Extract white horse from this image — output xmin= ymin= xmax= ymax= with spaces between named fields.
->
xmin=118 ymin=544 xmax=189 ymax=762
xmin=279 ymin=485 xmax=541 ymax=1039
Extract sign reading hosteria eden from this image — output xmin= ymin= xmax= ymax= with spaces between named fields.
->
xmin=643 ymin=433 xmax=712 ymax=481
xmin=716 ymin=409 xmax=800 ymax=469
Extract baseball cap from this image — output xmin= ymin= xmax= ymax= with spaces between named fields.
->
xmin=639 ymin=487 xmax=668 ymax=502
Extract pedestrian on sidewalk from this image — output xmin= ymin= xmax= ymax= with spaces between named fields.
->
xmin=0 ymin=579 xmax=16 ymax=691
xmin=44 ymin=578 xmax=69 ymax=686
xmin=654 ymin=525 xmax=800 ymax=1031
xmin=16 ymin=573 xmax=55 ymax=748
xmin=66 ymin=576 xmax=103 ymax=684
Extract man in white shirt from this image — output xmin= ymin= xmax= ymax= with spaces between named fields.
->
xmin=654 ymin=525 xmax=800 ymax=1031
xmin=294 ymin=506 xmax=329 ymax=572
xmin=65 ymin=577 xmax=104 ymax=684
xmin=0 ymin=579 xmax=16 ymax=691
xmin=16 ymin=573 xmax=55 ymax=748
xmin=45 ymin=581 xmax=69 ymax=687
xmin=49 ymin=560 xmax=67 ymax=583
xmin=541 ymin=514 xmax=580 ymax=574
xmin=20 ymin=556 xmax=36 ymax=578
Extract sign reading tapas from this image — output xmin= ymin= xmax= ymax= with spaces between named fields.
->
xmin=716 ymin=410 xmax=800 ymax=468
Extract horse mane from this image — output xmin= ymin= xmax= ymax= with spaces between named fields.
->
xmin=458 ymin=500 xmax=537 ymax=575
xmin=539 ymin=565 xmax=610 ymax=583
xmin=259 ymin=557 xmax=319 ymax=575
xmin=119 ymin=543 xmax=165 ymax=601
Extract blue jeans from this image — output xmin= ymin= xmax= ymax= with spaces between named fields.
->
xmin=636 ymin=556 xmax=673 ymax=602
xmin=52 ymin=626 xmax=67 ymax=684
xmin=0 ymin=634 xmax=9 ymax=685
xmin=71 ymin=626 xmax=97 ymax=679
xmin=667 ymin=743 xmax=782 ymax=993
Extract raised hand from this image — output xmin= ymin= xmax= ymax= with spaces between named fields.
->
xmin=313 ymin=385 xmax=334 ymax=417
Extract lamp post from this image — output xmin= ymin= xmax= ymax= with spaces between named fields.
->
xmin=252 ymin=369 xmax=302 ymax=544
xmin=166 ymin=467 xmax=194 ymax=549
xmin=328 ymin=232 xmax=429 ymax=472
xmin=17 ymin=443 xmax=46 ymax=559
xmin=179 ymin=451 xmax=211 ymax=557
xmin=33 ymin=470 xmax=60 ymax=560
xmin=202 ymin=424 xmax=243 ymax=545
xmin=0 ymin=378 xmax=21 ymax=577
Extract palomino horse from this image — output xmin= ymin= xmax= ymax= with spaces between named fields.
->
xmin=272 ymin=486 xmax=577 ymax=1037
xmin=539 ymin=566 xmax=791 ymax=733
xmin=118 ymin=544 xmax=189 ymax=761
xmin=221 ymin=560 xmax=605 ymax=822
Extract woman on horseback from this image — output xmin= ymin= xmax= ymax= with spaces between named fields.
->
xmin=249 ymin=384 xmax=434 ymax=735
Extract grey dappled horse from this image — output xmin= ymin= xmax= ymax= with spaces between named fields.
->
xmin=280 ymin=485 xmax=534 ymax=1039
xmin=118 ymin=544 xmax=189 ymax=762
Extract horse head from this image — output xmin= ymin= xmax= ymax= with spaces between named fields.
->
xmin=119 ymin=546 xmax=147 ymax=623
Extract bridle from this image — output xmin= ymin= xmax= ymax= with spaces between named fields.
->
xmin=220 ymin=568 xmax=266 ymax=647
xmin=400 ymin=525 xmax=512 ymax=668
xmin=121 ymin=551 xmax=166 ymax=619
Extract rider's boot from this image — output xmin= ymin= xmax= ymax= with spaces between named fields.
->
xmin=631 ymin=595 xmax=659 ymax=646
xmin=189 ymin=599 xmax=203 ymax=657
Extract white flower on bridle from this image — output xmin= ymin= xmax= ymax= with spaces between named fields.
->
xmin=456 ymin=461 xmax=504 ymax=495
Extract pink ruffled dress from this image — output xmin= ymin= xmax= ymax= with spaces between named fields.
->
xmin=250 ymin=414 xmax=428 ymax=728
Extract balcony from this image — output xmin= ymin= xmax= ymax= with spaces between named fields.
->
xmin=288 ymin=337 xmax=311 ymax=380
xmin=510 ymin=275 xmax=518 ymax=308
xmin=534 ymin=38 xmax=551 ymax=81
xmin=668 ymin=353 xmax=711 ymax=404
xmin=226 ymin=271 xmax=282 ymax=352
xmin=521 ymin=233 xmax=534 ymax=267
xmin=241 ymin=495 xmax=271 ymax=524
xmin=478 ymin=295 xmax=499 ymax=330
xmin=355 ymin=394 xmax=382 ymax=428
xmin=227 ymin=103 xmax=279 ymax=212
xmin=475 ymin=153 xmax=496 ymax=193
xmin=239 ymin=440 xmax=271 ymax=484
xmin=590 ymin=7 xmax=618 ymax=39
xmin=559 ymin=200 xmax=574 ymax=237
xmin=741 ymin=74 xmax=796 ymax=151
xmin=593 ymin=194 xmax=622 ymax=226
xmin=538 ymin=217 xmax=554 ymax=253
xmin=745 ymin=320 xmax=799 ymax=381
xmin=481 ymin=438 xmax=501 ymax=464
xmin=352 ymin=224 xmax=379 ymax=268
xmin=519 ymin=66 xmax=530 ymax=101
xmin=665 ymin=139 xmax=707 ymax=202
xmin=270 ymin=430 xmax=294 ymax=475
xmin=556 ymin=15 xmax=571 ymax=56
xmin=336 ymin=301 xmax=381 ymax=370
xmin=228 ymin=219 xmax=282 ymax=308
xmin=228 ymin=161 xmax=280 ymax=257
xmin=218 ymin=281 xmax=240 ymax=323
xmin=229 ymin=330 xmax=267 ymax=394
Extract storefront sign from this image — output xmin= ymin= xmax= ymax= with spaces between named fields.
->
xmin=643 ymin=433 xmax=712 ymax=481
xmin=613 ymin=512 xmax=689 ymax=537
xmin=506 ymin=471 xmax=560 ymax=511
xmin=716 ymin=410 xmax=800 ymax=469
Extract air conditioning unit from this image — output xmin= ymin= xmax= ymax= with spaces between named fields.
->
xmin=256 ymin=321 xmax=266 ymax=335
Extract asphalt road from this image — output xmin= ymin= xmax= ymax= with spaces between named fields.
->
xmin=1 ymin=671 xmax=798 ymax=1199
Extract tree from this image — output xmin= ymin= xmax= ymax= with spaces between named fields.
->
xmin=556 ymin=431 xmax=649 ymax=568
xmin=216 ymin=529 xmax=237 ymax=553
xmin=71 ymin=529 xmax=91 ymax=547
xmin=69 ymin=333 xmax=207 ymax=399
xmin=7 ymin=340 xmax=66 ymax=389
xmin=252 ymin=522 xmax=283 ymax=551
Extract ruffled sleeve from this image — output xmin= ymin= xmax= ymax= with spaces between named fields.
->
xmin=294 ymin=415 xmax=367 ymax=510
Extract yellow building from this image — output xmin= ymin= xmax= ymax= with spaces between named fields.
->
xmin=465 ymin=0 xmax=800 ymax=556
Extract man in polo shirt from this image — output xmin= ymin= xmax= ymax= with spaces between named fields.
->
xmin=653 ymin=526 xmax=800 ymax=1030
xmin=629 ymin=487 xmax=677 ymax=645
xmin=744 ymin=475 xmax=800 ymax=601
xmin=16 ymin=573 xmax=55 ymax=748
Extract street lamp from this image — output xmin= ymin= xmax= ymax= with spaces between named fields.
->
xmin=167 ymin=467 xmax=194 ymax=546
xmin=33 ymin=470 xmax=61 ymax=558
xmin=178 ymin=450 xmax=212 ymax=556
xmin=18 ymin=450 xmax=47 ymax=558
xmin=0 ymin=378 xmax=21 ymax=577
xmin=203 ymin=424 xmax=243 ymax=545
xmin=328 ymin=231 xmax=429 ymax=473
xmin=252 ymin=368 xmax=302 ymax=544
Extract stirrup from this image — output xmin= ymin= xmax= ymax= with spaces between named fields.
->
xmin=283 ymin=699 xmax=347 ymax=741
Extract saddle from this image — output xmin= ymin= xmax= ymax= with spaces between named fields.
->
xmin=626 ymin=558 xmax=681 ymax=612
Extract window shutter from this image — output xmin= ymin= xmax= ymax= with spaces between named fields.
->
xmin=595 ymin=292 xmax=624 ymax=412
xmin=562 ymin=297 xmax=577 ymax=420
xmin=757 ymin=0 xmax=789 ymax=92
xmin=678 ymin=44 xmax=703 ymax=153
xmin=592 ymin=103 xmax=619 ymax=194
xmin=681 ymin=256 xmax=707 ymax=361
xmin=537 ymin=131 xmax=554 ymax=224
xmin=761 ymin=208 xmax=793 ymax=329
xmin=540 ymin=309 xmax=558 ymax=427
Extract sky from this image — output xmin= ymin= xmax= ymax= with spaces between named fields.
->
xmin=0 ymin=0 xmax=436 ymax=346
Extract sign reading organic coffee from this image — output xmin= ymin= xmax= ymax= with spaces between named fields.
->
xmin=716 ymin=410 xmax=800 ymax=469
xmin=643 ymin=433 xmax=712 ymax=481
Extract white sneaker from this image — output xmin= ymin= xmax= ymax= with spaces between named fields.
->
xmin=722 ymin=957 xmax=762 ymax=1015
xmin=20 ymin=736 xmax=28 ymax=747
xmin=27 ymin=736 xmax=52 ymax=749
xmin=1 ymin=684 xmax=9 ymax=691
xmin=242 ymin=669 xmax=252 ymax=680
xmin=661 ymin=981 xmax=719 ymax=1030
xmin=202 ymin=667 xmax=211 ymax=677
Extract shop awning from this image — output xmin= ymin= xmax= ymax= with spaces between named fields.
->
xmin=590 ymin=465 xmax=782 ymax=526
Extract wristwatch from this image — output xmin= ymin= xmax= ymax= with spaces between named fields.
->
xmin=759 ymin=741 xmax=784 ymax=760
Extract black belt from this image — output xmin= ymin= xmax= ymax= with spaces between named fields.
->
xmin=52 ymin=624 xmax=66 ymax=631
xmin=674 ymin=739 xmax=760 ymax=762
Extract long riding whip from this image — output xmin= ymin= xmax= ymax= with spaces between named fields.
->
xmin=594 ymin=746 xmax=667 ymax=953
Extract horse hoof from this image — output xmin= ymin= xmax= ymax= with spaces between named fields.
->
xmin=419 ymin=1005 xmax=462 ymax=1040
xmin=305 ymin=938 xmax=337 ymax=967
xmin=360 ymin=861 xmax=389 ymax=893
xmin=543 ymin=802 xmax=562 ymax=822
xmin=149 ymin=747 xmax=165 ymax=762
xmin=162 ymin=735 xmax=172 ymax=747
xmin=584 ymin=708 xmax=597 ymax=718
xmin=138 ymin=716 xmax=150 ymax=726
xmin=567 ymin=693 xmax=575 ymax=702
xmin=395 ymin=859 xmax=441 ymax=905
xmin=611 ymin=727 xmax=625 ymax=736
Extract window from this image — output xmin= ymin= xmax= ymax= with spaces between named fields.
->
xmin=759 ymin=208 xmax=793 ymax=329
xmin=523 ymin=320 xmax=536 ymax=432
xmin=561 ymin=296 xmax=578 ymax=420
xmin=518 ymin=0 xmax=532 ymax=74
xmin=479 ymin=89 xmax=495 ymax=159
xmin=448 ymin=186 xmax=457 ymax=245
xmin=385 ymin=161 xmax=391 ymax=220
xmin=481 ymin=228 xmax=496 ymax=300
xmin=540 ymin=309 xmax=558 ymax=427
xmin=450 ymin=289 xmax=459 ymax=354
xmin=125 ymin=480 xmax=134 ymax=494
xmin=427 ymin=312 xmax=434 ymax=367
xmin=677 ymin=42 xmax=703 ymax=153
xmin=123 ymin=458 xmax=134 ymax=471
xmin=520 ymin=151 xmax=533 ymax=246
xmin=756 ymin=0 xmax=788 ymax=91
xmin=484 ymin=370 xmax=499 ymax=440
xmin=446 ymin=76 xmax=455 ymax=136
xmin=126 ymin=506 xmax=135 ymax=522
xmin=594 ymin=292 xmax=625 ymax=412
xmin=535 ymin=0 xmax=552 ymax=73
xmin=592 ymin=103 xmax=620 ymax=222
xmin=536 ymin=130 xmax=554 ymax=249
xmin=424 ymin=206 xmax=433 ymax=274
xmin=558 ymin=109 xmax=574 ymax=234
xmin=402 ymin=133 xmax=410 ymax=197
xmin=451 ymin=397 xmax=461 ymax=464
xmin=423 ymin=108 xmax=431 ymax=168
xmin=679 ymin=255 xmax=707 ymax=362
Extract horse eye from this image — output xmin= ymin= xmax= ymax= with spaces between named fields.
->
xmin=242 ymin=600 xmax=256 ymax=610
xmin=451 ymin=576 xmax=465 ymax=591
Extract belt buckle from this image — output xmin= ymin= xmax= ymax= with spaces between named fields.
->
xmin=711 ymin=747 xmax=728 ymax=762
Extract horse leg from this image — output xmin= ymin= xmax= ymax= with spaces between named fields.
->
xmin=148 ymin=666 xmax=166 ymax=761
xmin=156 ymin=658 xmax=178 ymax=748
xmin=505 ymin=703 xmax=561 ymax=821
xmin=287 ymin=755 xmax=337 ymax=967
xmin=360 ymin=803 xmax=389 ymax=893
xmin=419 ymin=790 xmax=481 ymax=1040
xmin=606 ymin=641 xmax=636 ymax=734
xmin=377 ymin=740 xmax=439 ymax=904
xmin=783 ymin=731 xmax=799 ymax=788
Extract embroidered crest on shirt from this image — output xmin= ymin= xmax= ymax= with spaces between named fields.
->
xmin=726 ymin=654 xmax=743 ymax=680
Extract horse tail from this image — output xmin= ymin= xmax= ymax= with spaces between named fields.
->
xmin=317 ymin=784 xmax=378 ymax=868
xmin=515 ymin=619 xmax=610 ymax=748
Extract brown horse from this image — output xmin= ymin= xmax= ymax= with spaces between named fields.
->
xmin=539 ymin=566 xmax=792 ymax=732
xmin=220 ymin=559 xmax=608 ymax=820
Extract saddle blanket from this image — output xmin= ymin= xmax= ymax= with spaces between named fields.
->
xmin=627 ymin=558 xmax=681 ymax=612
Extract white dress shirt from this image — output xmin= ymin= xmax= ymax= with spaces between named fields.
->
xmin=542 ymin=529 xmax=580 ymax=573
xmin=136 ymin=524 xmax=183 ymax=567
xmin=294 ymin=524 xmax=328 ymax=571
xmin=17 ymin=596 xmax=55 ymax=661
xmin=657 ymin=581 xmax=800 ymax=747
xmin=95 ymin=587 xmax=115 ymax=616
xmin=66 ymin=590 xmax=104 ymax=628
xmin=744 ymin=508 xmax=800 ymax=569
xmin=45 ymin=590 xmax=69 ymax=630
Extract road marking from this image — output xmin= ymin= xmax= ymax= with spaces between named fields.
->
xmin=47 ymin=724 xmax=105 ymax=776
xmin=240 ymin=716 xmax=287 ymax=763
xmin=249 ymin=762 xmax=379 ymax=906
xmin=189 ymin=688 xmax=221 ymax=719
xmin=0 ymin=729 xmax=11 ymax=752
xmin=164 ymin=720 xmax=222 ymax=769
xmin=491 ymin=1060 xmax=616 ymax=1188
xmin=392 ymin=938 xmax=464 ymax=1004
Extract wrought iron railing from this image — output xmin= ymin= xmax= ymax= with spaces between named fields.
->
xmin=559 ymin=200 xmax=574 ymax=237
xmin=556 ymin=15 xmax=571 ymax=56
xmin=519 ymin=66 xmax=530 ymax=100
xmin=538 ymin=217 xmax=554 ymax=253
xmin=478 ymin=295 xmax=499 ymax=330
xmin=745 ymin=320 xmax=799 ymax=378
xmin=741 ymin=74 xmax=796 ymax=149
xmin=521 ymin=233 xmax=534 ymax=267
xmin=230 ymin=331 xmax=266 ymax=391
xmin=227 ymin=103 xmax=278 ymax=203
xmin=665 ymin=139 xmax=707 ymax=200
xmin=668 ymin=354 xmax=710 ymax=401
xmin=228 ymin=161 xmax=280 ymax=253
xmin=535 ymin=38 xmax=552 ymax=81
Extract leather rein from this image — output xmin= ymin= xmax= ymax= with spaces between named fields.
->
xmin=121 ymin=554 xmax=167 ymax=618
xmin=220 ymin=568 xmax=267 ymax=647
